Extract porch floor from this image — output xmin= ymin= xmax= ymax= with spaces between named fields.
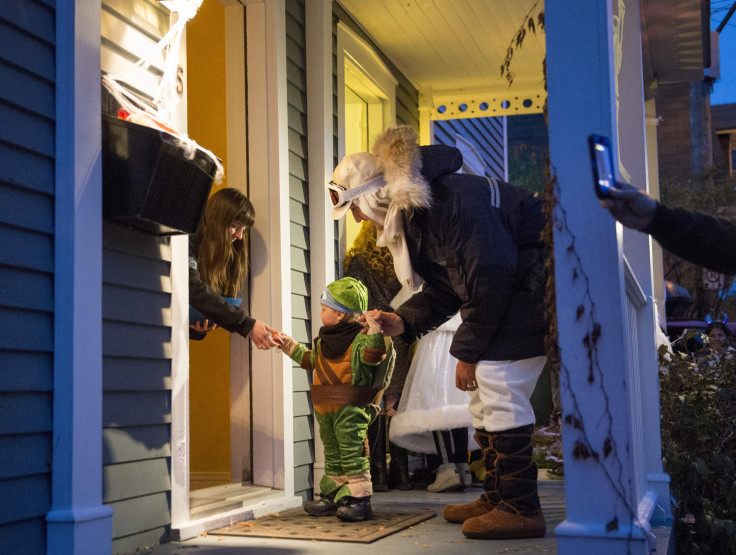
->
xmin=147 ymin=473 xmax=672 ymax=554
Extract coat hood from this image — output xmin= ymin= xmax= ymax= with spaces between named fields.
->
xmin=371 ymin=126 xmax=431 ymax=211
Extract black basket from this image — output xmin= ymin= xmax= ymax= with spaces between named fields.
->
xmin=102 ymin=114 xmax=217 ymax=235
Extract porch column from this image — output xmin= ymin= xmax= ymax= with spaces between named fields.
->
xmin=46 ymin=1 xmax=113 ymax=553
xmin=546 ymin=0 xmax=652 ymax=552
xmin=615 ymin=0 xmax=671 ymax=526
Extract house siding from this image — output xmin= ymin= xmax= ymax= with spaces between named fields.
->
xmin=100 ymin=2 xmax=174 ymax=553
xmin=435 ymin=117 xmax=506 ymax=179
xmin=286 ymin=0 xmax=314 ymax=501
xmin=0 ymin=1 xmax=55 ymax=552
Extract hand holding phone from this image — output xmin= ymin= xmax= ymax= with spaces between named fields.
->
xmin=588 ymin=134 xmax=620 ymax=199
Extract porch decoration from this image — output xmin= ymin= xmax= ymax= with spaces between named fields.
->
xmin=101 ymin=0 xmax=224 ymax=235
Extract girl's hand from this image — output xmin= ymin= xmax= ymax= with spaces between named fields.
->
xmin=248 ymin=320 xmax=280 ymax=350
xmin=189 ymin=319 xmax=218 ymax=332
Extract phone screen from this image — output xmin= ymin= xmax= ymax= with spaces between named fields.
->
xmin=588 ymin=135 xmax=616 ymax=199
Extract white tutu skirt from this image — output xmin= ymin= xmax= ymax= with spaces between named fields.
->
xmin=389 ymin=313 xmax=478 ymax=453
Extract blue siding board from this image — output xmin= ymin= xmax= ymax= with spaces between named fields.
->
xmin=0 ymin=265 xmax=52 ymax=312
xmin=0 ymin=141 xmax=54 ymax=195
xmin=0 ymin=0 xmax=55 ymax=43
xmin=0 ymin=59 xmax=55 ymax=119
xmin=0 ymin=474 xmax=50 ymax=524
xmin=104 ymin=356 xmax=171 ymax=391
xmin=102 ymin=425 xmax=171 ymax=465
xmin=0 ymin=392 xmax=52 ymax=435
xmin=102 ymin=321 xmax=171 ymax=359
xmin=102 ymin=250 xmax=172 ymax=292
xmin=0 ymin=307 xmax=52 ymax=352
xmin=0 ymin=102 xmax=54 ymax=159
xmin=0 ymin=517 xmax=46 ymax=554
xmin=102 ymin=284 xmax=172 ymax=327
xmin=0 ymin=434 xmax=51 ymax=479
xmin=0 ymin=183 xmax=53 ymax=233
xmin=0 ymin=351 xmax=51 ymax=391
xmin=103 ymin=391 xmax=171 ymax=428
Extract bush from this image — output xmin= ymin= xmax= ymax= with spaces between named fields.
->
xmin=659 ymin=343 xmax=736 ymax=553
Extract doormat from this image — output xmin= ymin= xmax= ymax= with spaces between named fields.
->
xmin=210 ymin=506 xmax=436 ymax=543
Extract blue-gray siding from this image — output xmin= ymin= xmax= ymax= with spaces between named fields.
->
xmin=0 ymin=1 xmax=55 ymax=552
xmin=102 ymin=223 xmax=173 ymax=554
xmin=286 ymin=0 xmax=315 ymax=501
xmin=435 ymin=118 xmax=506 ymax=179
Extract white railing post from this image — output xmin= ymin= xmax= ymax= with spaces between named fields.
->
xmin=546 ymin=0 xmax=653 ymax=552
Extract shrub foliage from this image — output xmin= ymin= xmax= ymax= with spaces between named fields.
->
xmin=659 ymin=343 xmax=736 ymax=553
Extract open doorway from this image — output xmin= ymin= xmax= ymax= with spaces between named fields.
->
xmin=184 ymin=0 xmax=259 ymax=518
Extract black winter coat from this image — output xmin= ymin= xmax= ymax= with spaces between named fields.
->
xmin=394 ymin=145 xmax=547 ymax=363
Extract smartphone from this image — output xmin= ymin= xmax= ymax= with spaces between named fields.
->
xmin=588 ymin=134 xmax=619 ymax=199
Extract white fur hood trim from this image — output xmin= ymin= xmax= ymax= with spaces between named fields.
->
xmin=372 ymin=125 xmax=432 ymax=211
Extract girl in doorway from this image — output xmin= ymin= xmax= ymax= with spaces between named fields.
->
xmin=189 ymin=187 xmax=278 ymax=349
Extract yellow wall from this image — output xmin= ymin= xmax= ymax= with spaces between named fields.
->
xmin=186 ymin=0 xmax=231 ymax=483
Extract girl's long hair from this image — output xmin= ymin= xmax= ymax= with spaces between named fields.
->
xmin=196 ymin=188 xmax=255 ymax=297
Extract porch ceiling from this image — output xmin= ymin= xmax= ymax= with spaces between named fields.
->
xmin=337 ymin=0 xmax=547 ymax=119
xmin=337 ymin=0 xmax=709 ymax=119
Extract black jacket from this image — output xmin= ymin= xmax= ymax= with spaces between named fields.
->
xmin=189 ymin=235 xmax=255 ymax=340
xmin=394 ymin=145 xmax=547 ymax=363
xmin=645 ymin=203 xmax=736 ymax=275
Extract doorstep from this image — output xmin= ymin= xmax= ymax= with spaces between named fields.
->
xmin=171 ymin=488 xmax=303 ymax=541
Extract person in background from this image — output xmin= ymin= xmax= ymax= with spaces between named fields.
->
xmin=276 ymin=277 xmax=389 ymax=522
xmin=343 ymin=221 xmax=413 ymax=492
xmin=601 ymin=181 xmax=736 ymax=275
xmin=388 ymin=313 xmax=475 ymax=493
xmin=706 ymin=321 xmax=732 ymax=356
xmin=189 ymin=187 xmax=278 ymax=349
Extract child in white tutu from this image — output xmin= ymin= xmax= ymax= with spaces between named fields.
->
xmin=389 ymin=313 xmax=477 ymax=491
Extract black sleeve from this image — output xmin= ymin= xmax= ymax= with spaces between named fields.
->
xmin=645 ymin=204 xmax=736 ymax=275
xmin=189 ymin=249 xmax=256 ymax=339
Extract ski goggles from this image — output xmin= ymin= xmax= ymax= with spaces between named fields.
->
xmin=327 ymin=174 xmax=386 ymax=208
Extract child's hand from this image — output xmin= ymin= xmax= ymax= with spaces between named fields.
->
xmin=384 ymin=394 xmax=398 ymax=417
xmin=275 ymin=332 xmax=297 ymax=356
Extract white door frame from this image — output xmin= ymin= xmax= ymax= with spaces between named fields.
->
xmin=170 ymin=0 xmax=300 ymax=535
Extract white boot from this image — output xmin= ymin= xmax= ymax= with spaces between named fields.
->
xmin=456 ymin=462 xmax=472 ymax=489
xmin=427 ymin=463 xmax=462 ymax=493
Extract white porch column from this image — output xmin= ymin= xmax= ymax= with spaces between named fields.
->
xmin=46 ymin=1 xmax=114 ymax=553
xmin=615 ymin=0 xmax=671 ymax=526
xmin=306 ymin=0 xmax=335 ymax=493
xmin=546 ymin=0 xmax=652 ymax=552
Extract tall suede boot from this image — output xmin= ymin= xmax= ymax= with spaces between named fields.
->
xmin=462 ymin=424 xmax=546 ymax=539
xmin=368 ymin=415 xmax=388 ymax=491
xmin=444 ymin=429 xmax=498 ymax=523
xmin=387 ymin=441 xmax=412 ymax=490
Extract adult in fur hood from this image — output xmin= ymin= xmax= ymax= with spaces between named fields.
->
xmin=328 ymin=125 xmax=548 ymax=540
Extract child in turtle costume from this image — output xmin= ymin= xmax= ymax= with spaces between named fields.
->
xmin=277 ymin=277 xmax=394 ymax=522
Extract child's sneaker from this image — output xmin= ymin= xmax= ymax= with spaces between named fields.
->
xmin=427 ymin=462 xmax=462 ymax=492
xmin=304 ymin=492 xmax=338 ymax=516
xmin=336 ymin=496 xmax=373 ymax=522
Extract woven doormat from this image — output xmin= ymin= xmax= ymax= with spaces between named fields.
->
xmin=211 ymin=506 xmax=436 ymax=543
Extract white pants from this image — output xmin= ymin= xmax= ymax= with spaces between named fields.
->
xmin=468 ymin=356 xmax=547 ymax=432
